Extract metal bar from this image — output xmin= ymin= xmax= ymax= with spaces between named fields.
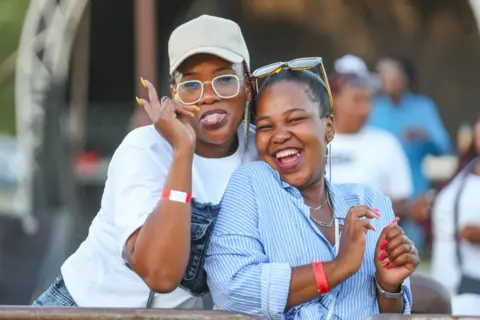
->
xmin=0 ymin=307 xmax=261 ymax=320
xmin=69 ymin=1 xmax=91 ymax=157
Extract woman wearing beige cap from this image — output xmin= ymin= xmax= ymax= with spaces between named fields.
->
xmin=32 ymin=15 xmax=257 ymax=309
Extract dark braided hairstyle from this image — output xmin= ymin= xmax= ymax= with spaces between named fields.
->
xmin=242 ymin=60 xmax=257 ymax=123
xmin=256 ymin=69 xmax=331 ymax=118
xmin=241 ymin=60 xmax=257 ymax=153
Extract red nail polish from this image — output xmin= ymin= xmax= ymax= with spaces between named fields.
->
xmin=387 ymin=262 xmax=393 ymax=269
xmin=379 ymin=251 xmax=387 ymax=261
xmin=381 ymin=240 xmax=388 ymax=250
xmin=388 ymin=217 xmax=400 ymax=228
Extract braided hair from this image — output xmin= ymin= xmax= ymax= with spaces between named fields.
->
xmin=256 ymin=69 xmax=331 ymax=118
xmin=241 ymin=60 xmax=257 ymax=152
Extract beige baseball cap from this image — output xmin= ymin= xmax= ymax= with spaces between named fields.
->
xmin=168 ymin=15 xmax=250 ymax=75
xmin=334 ymin=54 xmax=380 ymax=92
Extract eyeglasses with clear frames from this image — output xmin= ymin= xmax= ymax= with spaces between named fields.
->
xmin=173 ymin=74 xmax=245 ymax=105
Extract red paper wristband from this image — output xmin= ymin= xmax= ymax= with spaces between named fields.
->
xmin=161 ymin=189 xmax=192 ymax=204
xmin=312 ymin=262 xmax=330 ymax=294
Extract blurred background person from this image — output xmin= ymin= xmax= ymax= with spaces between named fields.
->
xmin=368 ymin=54 xmax=453 ymax=256
xmin=431 ymin=115 xmax=480 ymax=315
xmin=328 ymin=55 xmax=413 ymax=219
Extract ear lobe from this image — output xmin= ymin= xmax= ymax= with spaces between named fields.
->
xmin=326 ymin=127 xmax=335 ymax=144
xmin=325 ymin=114 xmax=336 ymax=144
xmin=169 ymin=85 xmax=175 ymax=98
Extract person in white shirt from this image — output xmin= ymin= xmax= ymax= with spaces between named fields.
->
xmin=431 ymin=116 xmax=480 ymax=316
xmin=32 ymin=15 xmax=257 ymax=309
xmin=327 ymin=62 xmax=413 ymax=216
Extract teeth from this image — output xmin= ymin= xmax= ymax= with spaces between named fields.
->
xmin=276 ymin=149 xmax=299 ymax=159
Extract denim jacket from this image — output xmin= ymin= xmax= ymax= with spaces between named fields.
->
xmin=179 ymin=198 xmax=219 ymax=295
xmin=126 ymin=198 xmax=219 ymax=305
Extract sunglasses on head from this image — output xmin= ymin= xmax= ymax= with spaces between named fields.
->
xmin=252 ymin=57 xmax=333 ymax=112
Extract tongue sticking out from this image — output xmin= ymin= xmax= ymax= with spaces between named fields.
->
xmin=279 ymin=153 xmax=299 ymax=164
xmin=201 ymin=113 xmax=226 ymax=126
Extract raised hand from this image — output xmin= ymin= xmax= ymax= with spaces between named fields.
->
xmin=374 ymin=218 xmax=420 ymax=292
xmin=136 ymin=78 xmax=199 ymax=153
xmin=336 ymin=205 xmax=380 ymax=277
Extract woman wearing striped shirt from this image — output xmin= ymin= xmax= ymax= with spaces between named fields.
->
xmin=205 ymin=59 xmax=420 ymax=319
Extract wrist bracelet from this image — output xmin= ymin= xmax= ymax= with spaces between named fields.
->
xmin=161 ymin=189 xmax=192 ymax=204
xmin=374 ymin=278 xmax=404 ymax=299
xmin=312 ymin=262 xmax=329 ymax=294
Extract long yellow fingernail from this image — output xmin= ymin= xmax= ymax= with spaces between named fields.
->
xmin=188 ymin=111 xmax=195 ymax=118
xmin=135 ymin=97 xmax=142 ymax=106
xmin=140 ymin=77 xmax=147 ymax=88
xmin=193 ymin=105 xmax=200 ymax=111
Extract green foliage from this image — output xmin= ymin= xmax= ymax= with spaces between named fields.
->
xmin=0 ymin=0 xmax=30 ymax=135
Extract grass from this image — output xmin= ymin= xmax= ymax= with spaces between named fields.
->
xmin=0 ymin=0 xmax=30 ymax=135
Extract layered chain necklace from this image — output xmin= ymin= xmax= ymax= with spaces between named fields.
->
xmin=308 ymin=188 xmax=335 ymax=228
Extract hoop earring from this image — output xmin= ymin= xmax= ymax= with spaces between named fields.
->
xmin=243 ymin=101 xmax=251 ymax=151
xmin=324 ymin=142 xmax=328 ymax=162
xmin=324 ymin=143 xmax=332 ymax=181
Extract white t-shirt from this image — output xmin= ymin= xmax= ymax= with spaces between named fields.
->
xmin=328 ymin=126 xmax=413 ymax=200
xmin=61 ymin=123 xmax=257 ymax=308
xmin=431 ymin=172 xmax=480 ymax=316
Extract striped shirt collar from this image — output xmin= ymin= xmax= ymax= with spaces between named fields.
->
xmin=264 ymin=162 xmax=351 ymax=219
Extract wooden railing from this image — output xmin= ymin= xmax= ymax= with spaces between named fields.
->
xmin=367 ymin=315 xmax=479 ymax=319
xmin=0 ymin=308 xmax=477 ymax=320
xmin=0 ymin=307 xmax=261 ymax=320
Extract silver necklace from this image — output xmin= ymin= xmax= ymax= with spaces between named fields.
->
xmin=309 ymin=189 xmax=329 ymax=211
xmin=309 ymin=190 xmax=335 ymax=228
xmin=311 ymin=213 xmax=335 ymax=228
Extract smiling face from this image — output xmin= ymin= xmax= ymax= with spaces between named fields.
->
xmin=172 ymin=54 xmax=250 ymax=147
xmin=255 ymin=80 xmax=335 ymax=189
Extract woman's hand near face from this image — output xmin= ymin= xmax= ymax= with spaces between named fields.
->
xmin=375 ymin=218 xmax=420 ymax=292
xmin=137 ymin=78 xmax=199 ymax=154
xmin=335 ymin=205 xmax=380 ymax=278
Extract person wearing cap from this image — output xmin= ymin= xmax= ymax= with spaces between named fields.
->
xmin=32 ymin=15 xmax=257 ymax=309
xmin=333 ymin=54 xmax=380 ymax=91
xmin=328 ymin=55 xmax=413 ymax=223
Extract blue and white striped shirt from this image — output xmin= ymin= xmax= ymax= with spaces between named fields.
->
xmin=205 ymin=161 xmax=412 ymax=320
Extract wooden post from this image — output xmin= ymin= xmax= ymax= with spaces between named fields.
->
xmin=131 ymin=0 xmax=158 ymax=129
